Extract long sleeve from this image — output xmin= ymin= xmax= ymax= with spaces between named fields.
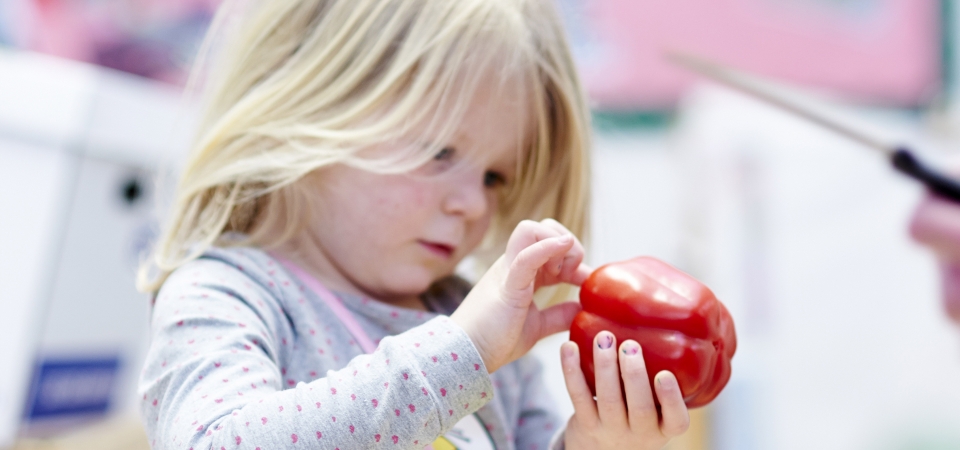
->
xmin=139 ymin=257 xmax=494 ymax=450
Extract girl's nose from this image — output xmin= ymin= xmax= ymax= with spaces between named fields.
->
xmin=442 ymin=171 xmax=490 ymax=220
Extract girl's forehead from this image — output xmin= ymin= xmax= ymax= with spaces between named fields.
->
xmin=457 ymin=77 xmax=535 ymax=154
xmin=457 ymin=108 xmax=529 ymax=168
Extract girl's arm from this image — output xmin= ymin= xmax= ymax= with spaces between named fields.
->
xmin=140 ymin=259 xmax=493 ymax=450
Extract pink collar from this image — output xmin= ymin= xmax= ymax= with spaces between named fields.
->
xmin=272 ymin=255 xmax=378 ymax=354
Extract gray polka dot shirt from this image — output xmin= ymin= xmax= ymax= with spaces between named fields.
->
xmin=139 ymin=246 xmax=564 ymax=449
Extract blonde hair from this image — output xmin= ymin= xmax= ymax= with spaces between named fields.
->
xmin=139 ymin=0 xmax=592 ymax=296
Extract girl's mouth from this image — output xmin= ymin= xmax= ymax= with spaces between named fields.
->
xmin=419 ymin=241 xmax=454 ymax=258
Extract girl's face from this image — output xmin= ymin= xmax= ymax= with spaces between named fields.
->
xmin=295 ymin=82 xmax=530 ymax=305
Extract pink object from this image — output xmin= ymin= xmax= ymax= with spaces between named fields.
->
xmin=274 ymin=256 xmax=378 ymax=353
xmin=578 ymin=0 xmax=939 ymax=108
xmin=910 ymin=195 xmax=960 ymax=323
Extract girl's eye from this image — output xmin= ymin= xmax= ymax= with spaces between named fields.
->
xmin=434 ymin=147 xmax=454 ymax=161
xmin=484 ymin=171 xmax=506 ymax=188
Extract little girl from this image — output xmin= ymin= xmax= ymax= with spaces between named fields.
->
xmin=138 ymin=1 xmax=690 ymax=449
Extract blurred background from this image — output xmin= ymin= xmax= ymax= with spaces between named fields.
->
xmin=1 ymin=0 xmax=959 ymax=449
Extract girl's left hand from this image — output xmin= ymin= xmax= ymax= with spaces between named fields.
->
xmin=452 ymin=219 xmax=590 ymax=374
xmin=561 ymin=332 xmax=690 ymax=450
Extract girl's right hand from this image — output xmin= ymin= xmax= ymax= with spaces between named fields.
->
xmin=560 ymin=332 xmax=690 ymax=450
xmin=451 ymin=219 xmax=590 ymax=373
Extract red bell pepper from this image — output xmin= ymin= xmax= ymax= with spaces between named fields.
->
xmin=569 ymin=257 xmax=736 ymax=408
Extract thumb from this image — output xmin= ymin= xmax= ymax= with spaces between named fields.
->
xmin=534 ymin=301 xmax=582 ymax=339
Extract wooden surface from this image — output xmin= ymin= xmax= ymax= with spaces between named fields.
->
xmin=10 ymin=417 xmax=149 ymax=450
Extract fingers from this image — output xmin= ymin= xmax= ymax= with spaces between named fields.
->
xmin=503 ymin=234 xmax=574 ymax=302
xmin=560 ymin=342 xmax=599 ymax=429
xmin=505 ymin=219 xmax=587 ymax=286
xmin=653 ymin=371 xmax=690 ymax=438
xmin=539 ymin=219 xmax=587 ymax=283
xmin=505 ymin=220 xmax=565 ymax=261
xmin=619 ymin=340 xmax=658 ymax=433
xmin=593 ymin=331 xmax=627 ymax=430
xmin=570 ymin=263 xmax=594 ymax=287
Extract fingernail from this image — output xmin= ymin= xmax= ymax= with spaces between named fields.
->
xmin=561 ymin=342 xmax=577 ymax=359
xmin=656 ymin=372 xmax=676 ymax=391
xmin=621 ymin=340 xmax=640 ymax=356
xmin=597 ymin=332 xmax=614 ymax=350
xmin=558 ymin=234 xmax=572 ymax=243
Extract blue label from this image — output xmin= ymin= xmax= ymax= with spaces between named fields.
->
xmin=24 ymin=357 xmax=121 ymax=420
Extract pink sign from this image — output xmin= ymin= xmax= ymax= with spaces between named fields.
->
xmin=572 ymin=0 xmax=941 ymax=109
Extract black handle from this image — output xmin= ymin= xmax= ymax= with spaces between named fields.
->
xmin=891 ymin=148 xmax=960 ymax=203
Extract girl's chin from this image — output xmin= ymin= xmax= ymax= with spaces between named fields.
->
xmin=381 ymin=270 xmax=452 ymax=296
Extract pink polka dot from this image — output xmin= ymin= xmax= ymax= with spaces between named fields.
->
xmin=316 ymin=431 xmax=322 ymax=439
xmin=330 ymin=388 xmax=337 ymax=395
xmin=296 ymin=404 xmax=302 ymax=412
xmin=371 ymin=399 xmax=378 ymax=408
xmin=291 ymin=433 xmax=298 ymax=443
xmin=375 ymin=434 xmax=381 ymax=442
xmin=451 ymin=352 xmax=459 ymax=361
xmin=440 ymin=388 xmax=447 ymax=397
xmin=394 ymin=409 xmax=400 ymax=417
xmin=235 ymin=436 xmax=241 ymax=445
xmin=349 ymin=425 xmax=355 ymax=434
xmin=408 ymin=404 xmax=416 ymax=413
xmin=392 ymin=435 xmax=399 ymax=444
xmin=261 ymin=417 xmax=267 ymax=425
xmin=278 ymin=406 xmax=284 ymax=412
